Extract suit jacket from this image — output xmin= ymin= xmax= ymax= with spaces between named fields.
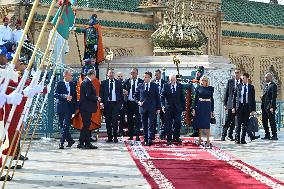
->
xmin=123 ymin=78 xmax=143 ymax=99
xmin=135 ymin=82 xmax=161 ymax=114
xmin=224 ymin=78 xmax=242 ymax=109
xmin=55 ymin=80 xmax=77 ymax=114
xmin=261 ymin=82 xmax=277 ymax=110
xmin=79 ymin=77 xmax=98 ymax=113
xmin=161 ymin=83 xmax=185 ymax=112
xmin=100 ymin=79 xmax=123 ymax=105
xmin=233 ymin=83 xmax=256 ymax=112
xmin=152 ymin=79 xmax=166 ymax=94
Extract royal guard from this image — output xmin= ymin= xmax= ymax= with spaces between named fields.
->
xmin=1 ymin=57 xmax=31 ymax=181
xmin=184 ymin=66 xmax=205 ymax=137
xmin=74 ymin=14 xmax=104 ymax=79
xmin=72 ymin=59 xmax=101 ymax=135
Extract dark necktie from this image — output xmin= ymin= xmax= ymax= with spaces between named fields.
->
xmin=109 ymin=80 xmax=113 ymax=101
xmin=243 ymin=84 xmax=247 ymax=104
xmin=132 ymin=79 xmax=136 ymax=98
xmin=172 ymin=85 xmax=175 ymax=94
xmin=146 ymin=83 xmax=149 ymax=92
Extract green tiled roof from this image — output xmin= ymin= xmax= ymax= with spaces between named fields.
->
xmin=222 ymin=0 xmax=284 ymax=27
xmin=33 ymin=13 xmax=154 ymax=31
xmin=222 ymin=30 xmax=284 ymax=41
xmin=40 ymin=0 xmax=140 ymax=12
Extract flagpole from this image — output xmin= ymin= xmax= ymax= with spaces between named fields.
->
xmin=0 ymin=34 xmax=60 ymax=180
xmin=3 ymin=41 xmax=67 ymax=187
xmin=0 ymin=0 xmax=40 ymax=99
xmin=0 ymin=0 xmax=64 ymax=150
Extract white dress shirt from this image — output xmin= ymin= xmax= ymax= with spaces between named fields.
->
xmin=12 ymin=29 xmax=27 ymax=43
xmin=240 ymin=84 xmax=248 ymax=103
xmin=170 ymin=83 xmax=177 ymax=93
xmin=0 ymin=25 xmax=12 ymax=45
xmin=108 ymin=79 xmax=116 ymax=101
xmin=64 ymin=79 xmax=70 ymax=96
xmin=155 ymin=79 xmax=161 ymax=92
xmin=144 ymin=82 xmax=150 ymax=91
xmin=128 ymin=79 xmax=138 ymax=101
xmin=235 ymin=79 xmax=240 ymax=88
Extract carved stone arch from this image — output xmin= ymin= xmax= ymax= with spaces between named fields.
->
xmin=228 ymin=54 xmax=255 ymax=78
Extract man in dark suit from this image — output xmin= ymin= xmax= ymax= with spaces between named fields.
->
xmin=261 ymin=73 xmax=278 ymax=140
xmin=135 ymin=71 xmax=161 ymax=146
xmin=123 ymin=68 xmax=143 ymax=141
xmin=153 ymin=69 xmax=167 ymax=140
xmin=117 ymin=72 xmax=126 ymax=136
xmin=161 ymin=74 xmax=185 ymax=145
xmin=100 ymin=69 xmax=123 ymax=143
xmin=221 ymin=69 xmax=241 ymax=141
xmin=55 ymin=70 xmax=77 ymax=149
xmin=233 ymin=73 xmax=256 ymax=144
xmin=78 ymin=69 xmax=99 ymax=149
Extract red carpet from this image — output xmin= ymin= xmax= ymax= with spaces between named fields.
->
xmin=125 ymin=138 xmax=284 ymax=189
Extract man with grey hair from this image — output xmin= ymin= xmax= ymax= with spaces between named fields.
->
xmin=55 ymin=70 xmax=77 ymax=149
xmin=161 ymin=73 xmax=185 ymax=145
xmin=261 ymin=73 xmax=278 ymax=140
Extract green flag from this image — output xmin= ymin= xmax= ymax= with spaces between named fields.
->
xmin=51 ymin=5 xmax=75 ymax=40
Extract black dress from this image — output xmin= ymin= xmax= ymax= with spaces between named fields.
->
xmin=193 ymin=86 xmax=214 ymax=129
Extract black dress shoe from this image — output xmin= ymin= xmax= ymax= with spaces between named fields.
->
xmin=59 ymin=144 xmax=64 ymax=149
xmin=235 ymin=140 xmax=240 ymax=144
xmin=66 ymin=140 xmax=75 ymax=147
xmin=241 ymin=141 xmax=247 ymax=144
xmin=128 ymin=137 xmax=133 ymax=140
xmin=77 ymin=144 xmax=85 ymax=149
xmin=160 ymin=135 xmax=165 ymax=140
xmin=148 ymin=140 xmax=153 ymax=146
xmin=167 ymin=141 xmax=172 ymax=146
xmin=250 ymin=136 xmax=258 ymax=141
xmin=190 ymin=133 xmax=199 ymax=137
xmin=85 ymin=144 xmax=98 ymax=149
xmin=0 ymin=175 xmax=11 ymax=181
xmin=106 ymin=139 xmax=113 ymax=143
xmin=270 ymin=136 xmax=278 ymax=140
xmin=144 ymin=141 xmax=150 ymax=146
xmin=173 ymin=138 xmax=182 ymax=143
xmin=113 ymin=138 xmax=119 ymax=143
xmin=261 ymin=136 xmax=270 ymax=140
xmin=9 ymin=165 xmax=22 ymax=169
xmin=135 ymin=136 xmax=140 ymax=141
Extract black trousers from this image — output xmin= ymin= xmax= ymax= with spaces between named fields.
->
xmin=236 ymin=104 xmax=251 ymax=142
xmin=222 ymin=109 xmax=236 ymax=139
xmin=118 ymin=103 xmax=126 ymax=134
xmin=58 ymin=111 xmax=73 ymax=145
xmin=126 ymin=101 xmax=141 ymax=138
xmin=262 ymin=109 xmax=277 ymax=137
xmin=104 ymin=102 xmax=120 ymax=140
xmin=79 ymin=111 xmax=92 ymax=145
xmin=154 ymin=107 xmax=165 ymax=136
xmin=165 ymin=108 xmax=182 ymax=141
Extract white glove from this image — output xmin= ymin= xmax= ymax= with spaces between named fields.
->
xmin=7 ymin=91 xmax=23 ymax=105
xmin=0 ymin=93 xmax=7 ymax=108
xmin=33 ymin=84 xmax=44 ymax=94
xmin=23 ymin=86 xmax=36 ymax=98
xmin=94 ymin=45 xmax=98 ymax=51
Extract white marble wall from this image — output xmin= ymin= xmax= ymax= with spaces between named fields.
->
xmin=99 ymin=55 xmax=235 ymax=137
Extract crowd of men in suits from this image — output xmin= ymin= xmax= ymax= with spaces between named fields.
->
xmin=222 ymin=69 xmax=278 ymax=144
xmin=55 ymin=67 xmax=279 ymax=149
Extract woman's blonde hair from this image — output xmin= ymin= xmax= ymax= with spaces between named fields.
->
xmin=200 ymin=75 xmax=209 ymax=87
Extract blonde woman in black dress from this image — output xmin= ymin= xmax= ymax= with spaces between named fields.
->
xmin=192 ymin=76 xmax=215 ymax=148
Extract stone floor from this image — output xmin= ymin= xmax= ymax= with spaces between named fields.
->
xmin=2 ymin=130 xmax=284 ymax=189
